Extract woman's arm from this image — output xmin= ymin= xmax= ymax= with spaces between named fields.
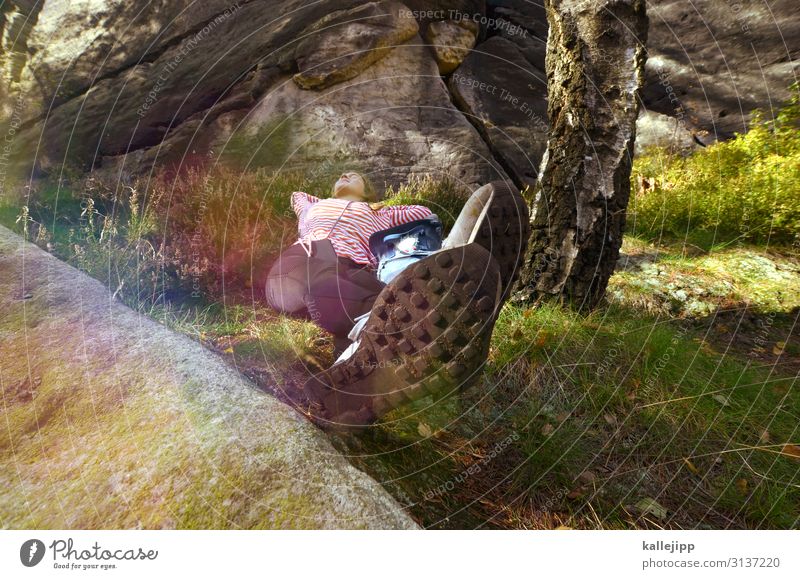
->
xmin=378 ymin=204 xmax=434 ymax=227
xmin=290 ymin=191 xmax=320 ymax=217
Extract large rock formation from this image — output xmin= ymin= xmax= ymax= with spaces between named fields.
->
xmin=484 ymin=0 xmax=799 ymax=153
xmin=0 ymin=0 xmax=504 ymax=192
xmin=448 ymin=35 xmax=547 ymax=190
xmin=0 ymin=225 xmax=417 ymax=528
xmin=0 ymin=0 xmax=796 ymax=193
xmin=232 ymin=36 xmax=505 ymax=187
xmin=642 ymin=0 xmax=800 ymax=144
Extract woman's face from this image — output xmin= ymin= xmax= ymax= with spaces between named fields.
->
xmin=333 ymin=172 xmax=367 ymax=200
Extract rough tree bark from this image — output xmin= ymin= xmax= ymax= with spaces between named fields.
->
xmin=515 ymin=0 xmax=648 ymax=309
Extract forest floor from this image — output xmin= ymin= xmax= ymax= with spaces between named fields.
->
xmin=2 ymin=101 xmax=798 ymax=527
xmin=161 ymin=238 xmax=800 ymax=529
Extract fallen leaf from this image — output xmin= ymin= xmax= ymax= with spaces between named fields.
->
xmin=759 ymin=430 xmax=771 ymax=444
xmin=567 ymin=488 xmax=585 ymax=500
xmin=736 ymin=478 xmax=749 ymax=494
xmin=772 ymin=384 xmax=789 ymax=395
xmin=683 ymin=458 xmax=700 ymax=475
xmin=636 ymin=498 xmax=668 ymax=520
xmin=534 ymin=333 xmax=548 ymax=348
xmin=712 ymin=394 xmax=730 ymax=406
xmin=579 ymin=471 xmax=597 ymax=484
xmin=780 ymin=444 xmax=800 ymax=460
xmin=772 ymin=341 xmax=786 ymax=356
xmin=223 ymin=347 xmax=234 ymax=354
xmin=541 ymin=423 xmax=554 ymax=436
xmin=417 ymin=423 xmax=433 ymax=438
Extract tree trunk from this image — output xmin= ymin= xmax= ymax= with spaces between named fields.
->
xmin=516 ymin=0 xmax=648 ymax=309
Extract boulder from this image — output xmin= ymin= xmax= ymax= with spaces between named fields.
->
xmin=293 ymin=1 xmax=420 ymax=90
xmin=424 ymin=19 xmax=479 ymax=74
xmin=231 ymin=35 xmax=506 ymax=190
xmin=640 ymin=0 xmax=799 ymax=143
xmin=448 ymin=35 xmax=547 ymax=189
xmin=635 ymin=110 xmax=700 ymax=156
xmin=0 ymin=225 xmax=417 ymax=529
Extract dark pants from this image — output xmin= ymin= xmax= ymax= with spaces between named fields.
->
xmin=265 ymin=243 xmax=385 ymax=337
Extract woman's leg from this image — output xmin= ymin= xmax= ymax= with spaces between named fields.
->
xmin=442 ymin=181 xmax=530 ymax=300
xmin=266 ymin=246 xmax=384 ymax=337
xmin=304 ymin=258 xmax=384 ymax=337
xmin=264 ymin=245 xmax=311 ymax=315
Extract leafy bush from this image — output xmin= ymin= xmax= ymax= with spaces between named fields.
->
xmin=630 ymin=86 xmax=800 ymax=247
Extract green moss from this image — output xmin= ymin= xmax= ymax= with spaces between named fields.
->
xmin=0 ymin=315 xmax=340 ymax=529
xmin=608 ymin=241 xmax=800 ymax=316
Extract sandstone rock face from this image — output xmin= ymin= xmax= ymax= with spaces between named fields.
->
xmin=233 ymin=36 xmax=505 ymax=189
xmin=486 ymin=0 xmax=799 ymax=148
xmin=293 ymin=1 xmax=420 ymax=90
xmin=1 ymin=0 xmax=504 ymax=193
xmin=4 ymin=0 xmax=354 ymax=170
xmin=641 ymin=0 xmax=799 ymax=144
xmin=449 ymin=36 xmax=547 ymax=189
xmin=486 ymin=0 xmax=547 ymax=71
xmin=5 ymin=0 xmax=241 ymax=119
xmin=0 ymin=225 xmax=417 ymax=529
xmin=635 ymin=110 xmax=700 ymax=156
xmin=0 ymin=0 xmax=795 ymax=195
xmin=424 ymin=19 xmax=478 ymax=74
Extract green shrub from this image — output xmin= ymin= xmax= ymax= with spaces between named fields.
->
xmin=630 ymin=86 xmax=800 ymax=247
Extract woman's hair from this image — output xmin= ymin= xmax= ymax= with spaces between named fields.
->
xmin=332 ymin=172 xmax=385 ymax=208
xmin=361 ymin=174 xmax=379 ymax=202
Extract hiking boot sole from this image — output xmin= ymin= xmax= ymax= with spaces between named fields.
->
xmin=293 ymin=243 xmax=502 ymax=430
xmin=474 ymin=181 xmax=530 ymax=300
xmin=444 ymin=181 xmax=530 ymax=301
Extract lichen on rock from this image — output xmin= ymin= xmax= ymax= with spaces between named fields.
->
xmin=0 ymin=225 xmax=417 ymax=529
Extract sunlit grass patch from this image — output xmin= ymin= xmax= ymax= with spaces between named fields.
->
xmin=609 ymin=239 xmax=800 ymax=317
xmin=630 ymin=89 xmax=800 ymax=248
xmin=383 ymin=174 xmax=469 ymax=233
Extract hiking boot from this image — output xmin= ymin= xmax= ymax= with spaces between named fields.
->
xmin=443 ymin=181 xmax=530 ymax=300
xmin=288 ymin=243 xmax=503 ymax=430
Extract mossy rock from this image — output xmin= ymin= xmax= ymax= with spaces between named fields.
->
xmin=0 ymin=226 xmax=416 ymax=529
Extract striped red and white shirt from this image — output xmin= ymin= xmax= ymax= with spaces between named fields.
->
xmin=291 ymin=192 xmax=433 ymax=269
